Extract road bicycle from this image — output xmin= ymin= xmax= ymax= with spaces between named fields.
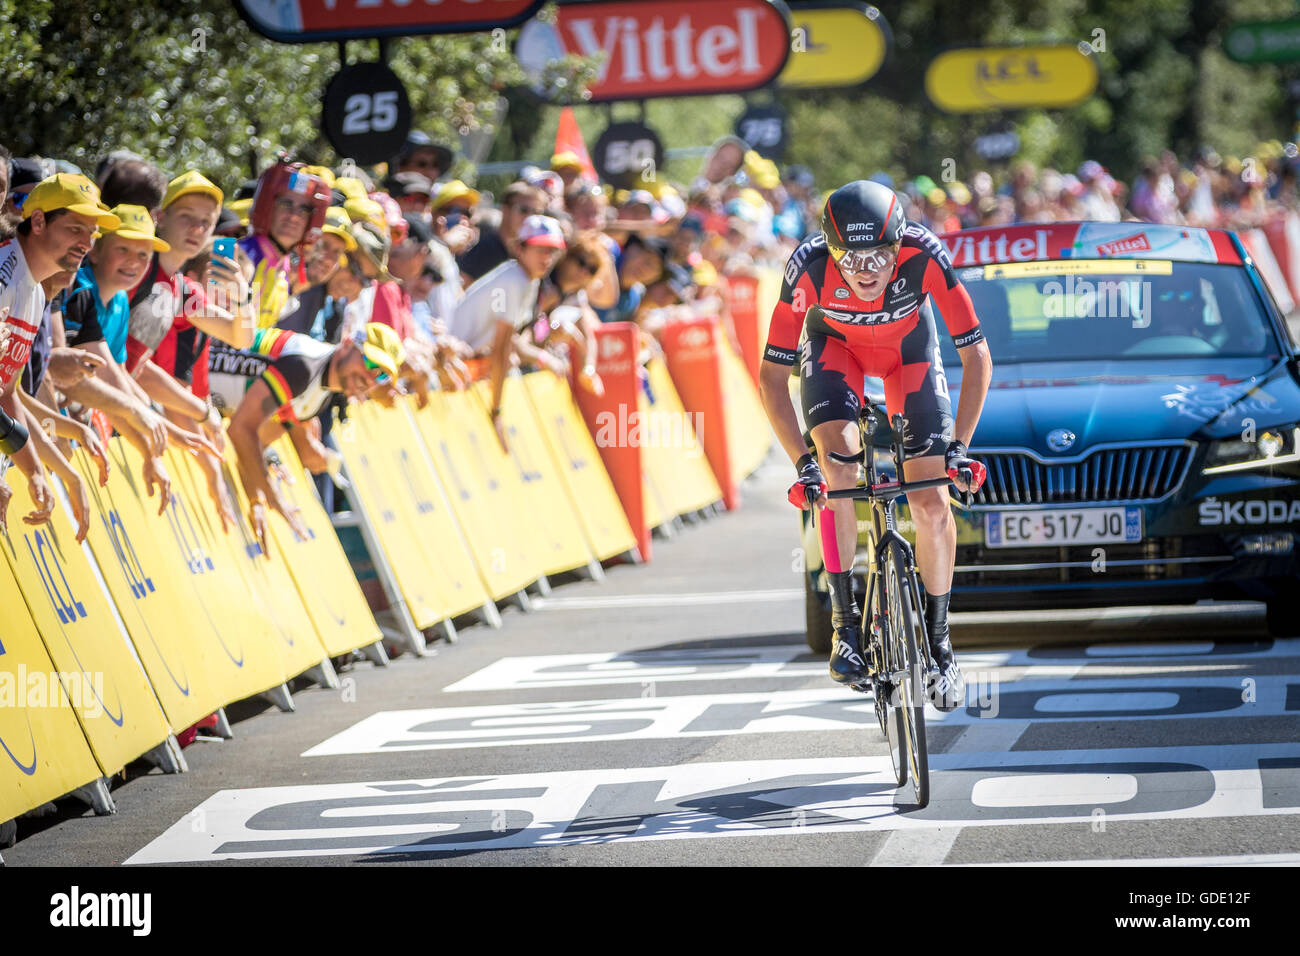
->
xmin=809 ymin=399 xmax=973 ymax=808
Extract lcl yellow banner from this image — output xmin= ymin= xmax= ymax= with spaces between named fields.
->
xmin=779 ymin=4 xmax=889 ymax=89
xmin=925 ymin=45 xmax=1098 ymax=112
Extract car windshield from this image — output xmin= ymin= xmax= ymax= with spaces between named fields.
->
xmin=936 ymin=259 xmax=1285 ymax=367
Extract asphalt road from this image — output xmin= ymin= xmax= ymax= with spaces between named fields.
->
xmin=4 ymin=447 xmax=1300 ymax=867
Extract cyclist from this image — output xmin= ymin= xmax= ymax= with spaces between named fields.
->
xmin=757 ymin=181 xmax=993 ymax=711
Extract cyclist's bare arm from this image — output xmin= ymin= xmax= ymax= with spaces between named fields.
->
xmin=952 ymin=339 xmax=993 ymax=448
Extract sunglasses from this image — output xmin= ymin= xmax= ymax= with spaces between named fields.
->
xmin=362 ymin=354 xmax=393 ymax=385
xmin=828 ymin=241 xmax=899 ymax=276
xmin=274 ymin=196 xmax=316 ymax=218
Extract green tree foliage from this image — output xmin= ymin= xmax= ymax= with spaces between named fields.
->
xmin=0 ymin=0 xmax=526 ymax=190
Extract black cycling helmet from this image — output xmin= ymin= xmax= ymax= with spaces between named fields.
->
xmin=821 ymin=179 xmax=905 ymax=251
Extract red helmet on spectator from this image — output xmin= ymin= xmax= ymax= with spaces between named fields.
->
xmin=249 ymin=156 xmax=330 ymax=249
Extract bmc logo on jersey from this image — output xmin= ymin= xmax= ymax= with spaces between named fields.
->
xmin=784 ymin=234 xmax=825 ymax=285
xmin=822 ymin=301 xmax=920 ymax=325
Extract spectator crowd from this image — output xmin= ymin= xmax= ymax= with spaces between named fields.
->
xmin=3 ymin=123 xmax=1300 ymax=556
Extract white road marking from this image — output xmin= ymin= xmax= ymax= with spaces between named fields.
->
xmin=308 ymin=673 xmax=1295 ymax=756
xmin=444 ymin=640 xmax=1297 ymax=693
xmin=972 ymin=773 xmax=1139 ymax=807
xmin=125 ymin=746 xmax=1300 ymax=864
xmin=870 ymin=827 xmax=962 ymax=866
xmin=531 ymin=589 xmax=803 ymax=610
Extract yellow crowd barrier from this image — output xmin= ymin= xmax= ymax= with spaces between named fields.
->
xmin=2 ymin=475 xmax=173 ymax=780
xmin=337 ymin=398 xmax=490 ymax=630
xmin=212 ymin=443 xmax=335 ymax=682
xmin=520 ymin=370 xmax=636 ymax=562
xmin=0 ymin=554 xmax=104 ymax=824
xmin=417 ymin=388 xmax=545 ymax=601
xmin=73 ymin=442 xmax=224 ymax=734
xmin=267 ymin=435 xmax=382 ymax=658
xmin=718 ymin=337 xmax=774 ymax=484
xmin=643 ymin=357 xmax=723 ymax=519
xmin=488 ymin=375 xmax=598 ymax=578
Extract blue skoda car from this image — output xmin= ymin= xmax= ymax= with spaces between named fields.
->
xmin=801 ymin=221 xmax=1300 ymax=648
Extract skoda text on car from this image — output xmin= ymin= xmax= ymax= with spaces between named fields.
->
xmin=799 ymin=221 xmax=1300 ymax=646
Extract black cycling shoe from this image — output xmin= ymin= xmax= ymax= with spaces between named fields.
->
xmin=926 ymin=636 xmax=965 ymax=712
xmin=829 ymin=624 xmax=869 ymax=685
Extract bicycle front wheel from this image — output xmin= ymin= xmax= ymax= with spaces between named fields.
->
xmin=884 ymin=540 xmax=929 ymax=809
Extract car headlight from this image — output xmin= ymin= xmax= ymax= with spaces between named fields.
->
xmin=1203 ymin=424 xmax=1300 ymax=474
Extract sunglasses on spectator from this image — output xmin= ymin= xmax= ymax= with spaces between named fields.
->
xmin=274 ymin=196 xmax=315 ymax=218
xmin=362 ymin=355 xmax=393 ymax=385
xmin=828 ymin=241 xmax=900 ymax=276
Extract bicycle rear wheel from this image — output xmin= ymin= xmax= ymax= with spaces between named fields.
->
xmin=884 ymin=540 xmax=929 ymax=808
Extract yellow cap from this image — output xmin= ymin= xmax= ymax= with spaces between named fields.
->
xmin=335 ymin=176 xmax=369 ymax=203
xmin=227 ymin=198 xmax=253 ymax=226
xmin=101 ymin=204 xmax=170 ymax=252
xmin=691 ymin=260 xmax=719 ymax=287
xmin=550 ymin=151 xmax=583 ymax=170
xmin=321 ymin=207 xmax=357 ymax=251
xmin=359 ymin=321 xmax=405 ymax=381
xmin=23 ymin=174 xmax=121 ymax=228
xmin=302 ymin=165 xmax=336 ymax=189
xmin=343 ymin=197 xmax=387 ymax=232
xmin=431 ymin=180 xmax=481 ymax=211
xmin=163 ymin=170 xmax=224 ymax=210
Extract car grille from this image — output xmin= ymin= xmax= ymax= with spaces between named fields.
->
xmin=970 ymin=444 xmax=1194 ymax=506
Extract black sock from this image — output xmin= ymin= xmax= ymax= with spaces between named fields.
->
xmin=827 ymin=570 xmax=859 ymax=629
xmin=925 ymin=590 xmax=951 ymax=653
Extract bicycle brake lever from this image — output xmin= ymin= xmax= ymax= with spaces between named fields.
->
xmin=805 ymin=484 xmax=819 ymax=527
xmin=959 ymin=465 xmax=974 ymax=508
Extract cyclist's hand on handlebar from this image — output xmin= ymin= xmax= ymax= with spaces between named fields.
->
xmin=945 ymin=440 xmax=987 ymax=493
xmin=787 ymin=453 xmax=828 ymax=511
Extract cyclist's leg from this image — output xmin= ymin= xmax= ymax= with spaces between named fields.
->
xmin=801 ymin=332 xmax=868 ymax=682
xmin=883 ymin=306 xmax=963 ymax=708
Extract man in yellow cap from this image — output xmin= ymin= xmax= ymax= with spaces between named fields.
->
xmin=550 ymin=152 xmax=585 ymax=190
xmin=222 ymin=321 xmax=403 ymax=551
xmin=0 ymin=173 xmax=120 ymax=531
xmin=277 ymin=207 xmax=356 ymax=341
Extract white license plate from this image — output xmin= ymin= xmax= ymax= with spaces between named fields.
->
xmin=985 ymin=507 xmax=1143 ymax=548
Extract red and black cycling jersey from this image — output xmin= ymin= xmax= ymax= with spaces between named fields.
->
xmin=765 ymin=221 xmax=984 ymax=365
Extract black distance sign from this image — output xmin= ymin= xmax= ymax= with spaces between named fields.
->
xmin=322 ymin=62 xmax=412 ymax=166
xmin=593 ymin=121 xmax=665 ymax=191
xmin=734 ymin=102 xmax=788 ymax=160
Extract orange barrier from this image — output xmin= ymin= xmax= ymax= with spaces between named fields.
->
xmin=661 ymin=316 xmax=739 ymax=510
xmin=573 ymin=323 xmax=653 ymax=560
xmin=724 ymin=273 xmax=762 ymax=386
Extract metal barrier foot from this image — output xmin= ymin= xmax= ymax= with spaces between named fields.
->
xmin=142 ymin=735 xmax=188 ymax=774
xmin=438 ymin=619 xmax=458 ymax=644
xmin=261 ymin=683 xmax=295 ymax=713
xmin=212 ymin=708 xmax=234 ymax=739
xmin=71 ymin=778 xmax=116 ymax=816
xmin=584 ymin=558 xmax=606 ymax=581
xmin=360 ymin=640 xmax=390 ymax=665
xmin=515 ymin=588 xmax=534 ymax=612
xmin=302 ymin=657 xmax=341 ymax=690
xmin=478 ymin=601 xmax=504 ymax=629
xmin=529 ymin=575 xmax=552 ymax=597
xmin=378 ymin=618 xmax=428 ymax=657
